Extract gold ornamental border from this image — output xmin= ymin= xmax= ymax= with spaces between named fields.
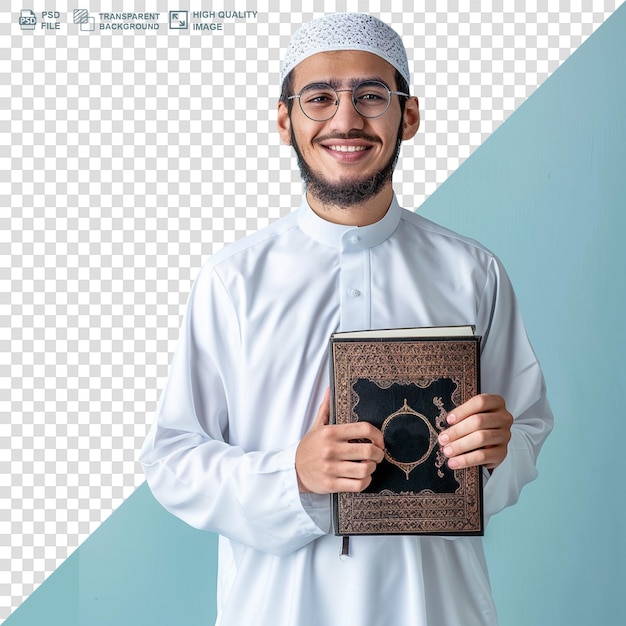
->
xmin=332 ymin=338 xmax=481 ymax=535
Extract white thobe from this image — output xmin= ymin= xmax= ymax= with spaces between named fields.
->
xmin=140 ymin=195 xmax=553 ymax=626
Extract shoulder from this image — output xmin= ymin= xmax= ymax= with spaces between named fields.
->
xmin=187 ymin=211 xmax=300 ymax=314
xmin=206 ymin=211 xmax=300 ymax=270
xmin=399 ymin=208 xmax=494 ymax=255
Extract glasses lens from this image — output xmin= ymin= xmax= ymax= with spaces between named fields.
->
xmin=353 ymin=81 xmax=391 ymax=117
xmin=299 ymin=84 xmax=338 ymax=121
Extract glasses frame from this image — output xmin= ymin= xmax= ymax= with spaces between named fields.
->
xmin=288 ymin=80 xmax=410 ymax=122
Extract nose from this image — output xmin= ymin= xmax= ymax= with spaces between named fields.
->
xmin=328 ymin=90 xmax=365 ymax=131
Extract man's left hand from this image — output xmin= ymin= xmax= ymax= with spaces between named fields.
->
xmin=437 ymin=394 xmax=513 ymax=471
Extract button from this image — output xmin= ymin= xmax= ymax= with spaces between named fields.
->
xmin=350 ymin=289 xmax=361 ymax=297
xmin=349 ymin=235 xmax=360 ymax=244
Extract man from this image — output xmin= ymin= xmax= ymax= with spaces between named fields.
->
xmin=140 ymin=13 xmax=553 ymax=626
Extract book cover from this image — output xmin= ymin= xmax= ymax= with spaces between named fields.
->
xmin=330 ymin=327 xmax=483 ymax=536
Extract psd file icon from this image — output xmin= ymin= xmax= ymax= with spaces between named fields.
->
xmin=19 ymin=10 xmax=37 ymax=30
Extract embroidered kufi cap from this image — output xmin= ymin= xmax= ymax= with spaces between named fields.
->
xmin=280 ymin=13 xmax=410 ymax=88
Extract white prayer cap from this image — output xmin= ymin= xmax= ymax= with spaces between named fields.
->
xmin=280 ymin=13 xmax=410 ymax=88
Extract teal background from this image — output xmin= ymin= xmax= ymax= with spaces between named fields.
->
xmin=7 ymin=5 xmax=626 ymax=626
xmin=420 ymin=6 xmax=626 ymax=625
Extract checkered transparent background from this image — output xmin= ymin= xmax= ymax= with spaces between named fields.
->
xmin=1 ymin=0 xmax=621 ymax=620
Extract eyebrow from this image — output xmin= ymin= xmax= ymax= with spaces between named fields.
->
xmin=301 ymin=76 xmax=391 ymax=91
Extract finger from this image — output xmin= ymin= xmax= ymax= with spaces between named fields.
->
xmin=336 ymin=459 xmax=379 ymax=480
xmin=316 ymin=432 xmax=385 ymax=464
xmin=446 ymin=394 xmax=504 ymax=425
xmin=312 ymin=387 xmax=331 ymax=427
xmin=440 ymin=411 xmax=510 ymax=445
xmin=340 ymin=441 xmax=385 ymax=464
xmin=445 ymin=444 xmax=508 ymax=470
xmin=329 ymin=461 xmax=380 ymax=493
xmin=441 ymin=427 xmax=509 ymax=459
xmin=343 ymin=422 xmax=385 ymax=450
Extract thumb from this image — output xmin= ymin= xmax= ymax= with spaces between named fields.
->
xmin=312 ymin=387 xmax=331 ymax=428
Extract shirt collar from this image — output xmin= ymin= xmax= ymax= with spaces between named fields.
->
xmin=297 ymin=194 xmax=401 ymax=250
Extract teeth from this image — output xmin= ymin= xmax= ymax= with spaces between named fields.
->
xmin=327 ymin=145 xmax=367 ymax=152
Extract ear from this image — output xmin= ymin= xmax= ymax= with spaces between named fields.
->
xmin=277 ymin=101 xmax=292 ymax=145
xmin=401 ymin=96 xmax=420 ymax=141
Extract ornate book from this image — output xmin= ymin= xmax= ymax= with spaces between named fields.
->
xmin=330 ymin=326 xmax=483 ymax=536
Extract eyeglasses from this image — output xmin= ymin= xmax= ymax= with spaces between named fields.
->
xmin=288 ymin=80 xmax=410 ymax=122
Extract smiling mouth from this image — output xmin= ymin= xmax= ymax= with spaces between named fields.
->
xmin=325 ymin=145 xmax=369 ymax=153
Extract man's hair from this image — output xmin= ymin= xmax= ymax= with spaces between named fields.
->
xmin=279 ymin=68 xmax=410 ymax=116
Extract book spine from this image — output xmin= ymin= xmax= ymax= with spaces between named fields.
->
xmin=328 ymin=340 xmax=342 ymax=535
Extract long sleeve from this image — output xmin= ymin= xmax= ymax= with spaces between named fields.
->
xmin=139 ymin=261 xmax=326 ymax=556
xmin=477 ymin=256 xmax=553 ymax=519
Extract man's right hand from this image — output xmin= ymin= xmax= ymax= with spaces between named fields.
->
xmin=295 ymin=388 xmax=385 ymax=494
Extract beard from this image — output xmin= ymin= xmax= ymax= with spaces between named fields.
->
xmin=290 ymin=123 xmax=403 ymax=209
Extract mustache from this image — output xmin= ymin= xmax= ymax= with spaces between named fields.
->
xmin=313 ymin=131 xmax=382 ymax=145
